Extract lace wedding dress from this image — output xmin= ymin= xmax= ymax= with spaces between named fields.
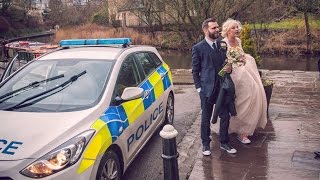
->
xmin=222 ymin=37 xmax=267 ymax=135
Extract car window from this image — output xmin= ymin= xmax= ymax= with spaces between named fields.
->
xmin=11 ymin=63 xmax=51 ymax=91
xmin=148 ymin=52 xmax=162 ymax=66
xmin=115 ymin=55 xmax=141 ymax=97
xmin=1 ymin=52 xmax=31 ymax=82
xmin=0 ymin=59 xmax=113 ymax=112
xmin=134 ymin=52 xmax=160 ymax=78
xmin=10 ymin=58 xmax=29 ymax=75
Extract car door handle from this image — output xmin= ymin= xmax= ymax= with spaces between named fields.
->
xmin=160 ymin=72 xmax=166 ymax=79
xmin=145 ymin=89 xmax=151 ymax=99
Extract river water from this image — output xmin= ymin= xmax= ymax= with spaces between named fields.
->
xmin=1 ymin=44 xmax=318 ymax=71
xmin=159 ymin=50 xmax=320 ymax=71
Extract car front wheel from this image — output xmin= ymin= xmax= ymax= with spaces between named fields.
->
xmin=164 ymin=93 xmax=174 ymax=125
xmin=96 ymin=150 xmax=121 ymax=180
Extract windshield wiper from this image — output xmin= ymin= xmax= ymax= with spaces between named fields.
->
xmin=0 ymin=74 xmax=64 ymax=104
xmin=4 ymin=71 xmax=86 ymax=111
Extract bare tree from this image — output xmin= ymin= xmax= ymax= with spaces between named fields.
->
xmin=161 ymin=0 xmax=190 ymax=39
xmin=124 ymin=0 xmax=164 ymax=36
xmin=47 ymin=0 xmax=64 ymax=25
xmin=246 ymin=0 xmax=288 ymax=52
xmin=293 ymin=0 xmax=319 ymax=54
xmin=15 ymin=0 xmax=33 ymax=11
xmin=161 ymin=0 xmax=217 ymax=41
xmin=91 ymin=1 xmax=109 ymax=26
xmin=47 ymin=0 xmax=104 ymax=26
xmin=0 ymin=0 xmax=12 ymax=15
xmin=284 ymin=0 xmax=320 ymax=54
xmin=108 ymin=0 xmax=122 ymax=27
xmin=161 ymin=0 xmax=259 ymax=41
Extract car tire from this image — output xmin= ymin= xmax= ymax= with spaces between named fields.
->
xmin=164 ymin=93 xmax=174 ymax=125
xmin=96 ymin=150 xmax=122 ymax=180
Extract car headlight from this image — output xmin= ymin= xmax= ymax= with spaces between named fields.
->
xmin=20 ymin=130 xmax=95 ymax=178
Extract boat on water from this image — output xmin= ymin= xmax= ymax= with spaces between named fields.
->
xmin=5 ymin=41 xmax=59 ymax=61
xmin=0 ymin=41 xmax=59 ymax=81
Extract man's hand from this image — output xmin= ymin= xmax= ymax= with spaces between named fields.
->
xmin=196 ymin=88 xmax=201 ymax=93
xmin=223 ymin=63 xmax=232 ymax=73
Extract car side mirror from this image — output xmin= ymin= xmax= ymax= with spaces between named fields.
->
xmin=113 ymin=87 xmax=144 ymax=105
xmin=121 ymin=87 xmax=144 ymax=101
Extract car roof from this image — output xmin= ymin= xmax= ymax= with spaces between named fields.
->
xmin=38 ymin=45 xmax=158 ymax=61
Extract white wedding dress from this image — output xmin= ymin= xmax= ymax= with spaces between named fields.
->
xmin=223 ymin=37 xmax=267 ymax=135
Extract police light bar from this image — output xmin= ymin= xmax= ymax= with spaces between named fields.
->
xmin=59 ymin=38 xmax=132 ymax=47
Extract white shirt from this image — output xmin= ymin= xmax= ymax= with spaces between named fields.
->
xmin=205 ymin=37 xmax=217 ymax=50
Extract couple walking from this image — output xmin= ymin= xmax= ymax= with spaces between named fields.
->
xmin=192 ymin=18 xmax=268 ymax=156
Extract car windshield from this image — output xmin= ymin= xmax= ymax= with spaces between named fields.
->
xmin=0 ymin=59 xmax=113 ymax=112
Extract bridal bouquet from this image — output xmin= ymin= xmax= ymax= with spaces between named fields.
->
xmin=226 ymin=46 xmax=246 ymax=66
xmin=218 ymin=46 xmax=246 ymax=77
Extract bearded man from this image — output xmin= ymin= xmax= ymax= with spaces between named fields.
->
xmin=191 ymin=18 xmax=237 ymax=156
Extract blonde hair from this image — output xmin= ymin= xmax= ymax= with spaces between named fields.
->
xmin=221 ymin=18 xmax=242 ymax=37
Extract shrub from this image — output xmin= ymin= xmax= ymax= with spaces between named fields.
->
xmin=160 ymin=32 xmax=189 ymax=50
xmin=241 ymin=23 xmax=261 ymax=66
xmin=91 ymin=8 xmax=109 ymax=25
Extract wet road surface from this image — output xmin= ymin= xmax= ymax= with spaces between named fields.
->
xmin=181 ymin=70 xmax=320 ymax=180
xmin=1 ymin=67 xmax=319 ymax=179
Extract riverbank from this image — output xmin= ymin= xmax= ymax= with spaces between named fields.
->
xmin=258 ymin=28 xmax=320 ymax=55
xmin=1 ymin=24 xmax=319 ymax=56
xmin=52 ymin=24 xmax=320 ymax=55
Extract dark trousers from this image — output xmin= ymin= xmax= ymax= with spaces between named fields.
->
xmin=200 ymin=94 xmax=231 ymax=146
xmin=318 ymin=59 xmax=320 ymax=73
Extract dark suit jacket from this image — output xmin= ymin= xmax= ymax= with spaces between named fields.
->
xmin=192 ymin=39 xmax=227 ymax=98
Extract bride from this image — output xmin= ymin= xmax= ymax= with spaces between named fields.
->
xmin=221 ymin=18 xmax=267 ymax=144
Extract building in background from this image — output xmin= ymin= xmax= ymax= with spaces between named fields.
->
xmin=31 ymin=0 xmax=49 ymax=10
xmin=108 ymin=0 xmax=168 ymax=27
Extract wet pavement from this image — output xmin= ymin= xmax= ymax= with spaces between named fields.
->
xmin=1 ymin=66 xmax=320 ymax=179
xmin=173 ymin=69 xmax=320 ymax=180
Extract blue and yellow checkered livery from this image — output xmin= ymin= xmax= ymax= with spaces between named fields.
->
xmin=77 ymin=64 xmax=172 ymax=174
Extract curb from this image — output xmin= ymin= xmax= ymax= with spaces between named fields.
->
xmin=177 ymin=110 xmax=202 ymax=179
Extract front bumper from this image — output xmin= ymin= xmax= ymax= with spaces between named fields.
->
xmin=0 ymin=158 xmax=96 ymax=180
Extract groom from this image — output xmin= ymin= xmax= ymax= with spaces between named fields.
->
xmin=192 ymin=18 xmax=237 ymax=155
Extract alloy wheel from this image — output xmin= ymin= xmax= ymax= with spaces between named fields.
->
xmin=166 ymin=94 xmax=174 ymax=125
xmin=99 ymin=156 xmax=120 ymax=180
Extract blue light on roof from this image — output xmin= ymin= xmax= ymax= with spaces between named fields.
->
xmin=59 ymin=38 xmax=132 ymax=47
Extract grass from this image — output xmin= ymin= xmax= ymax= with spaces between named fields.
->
xmin=53 ymin=23 xmax=189 ymax=49
xmin=258 ymin=26 xmax=320 ymax=55
xmin=250 ymin=16 xmax=320 ymax=29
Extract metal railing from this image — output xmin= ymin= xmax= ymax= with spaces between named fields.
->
xmin=0 ymin=31 xmax=55 ymax=68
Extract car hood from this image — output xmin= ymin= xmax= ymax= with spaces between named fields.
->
xmin=0 ymin=110 xmax=97 ymax=161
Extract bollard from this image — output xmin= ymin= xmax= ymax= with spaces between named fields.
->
xmin=159 ymin=124 xmax=179 ymax=180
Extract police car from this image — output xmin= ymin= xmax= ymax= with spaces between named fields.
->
xmin=0 ymin=38 xmax=174 ymax=179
